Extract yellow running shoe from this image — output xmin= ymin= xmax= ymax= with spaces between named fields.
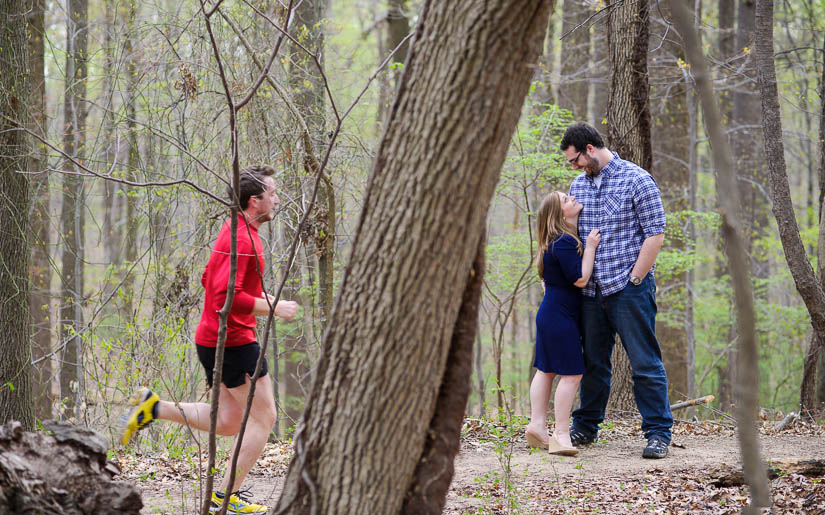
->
xmin=210 ymin=490 xmax=268 ymax=514
xmin=120 ymin=387 xmax=159 ymax=445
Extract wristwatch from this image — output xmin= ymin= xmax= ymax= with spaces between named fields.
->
xmin=629 ymin=275 xmax=642 ymax=286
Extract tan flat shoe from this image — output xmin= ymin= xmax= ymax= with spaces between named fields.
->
xmin=525 ymin=429 xmax=549 ymax=449
xmin=548 ymin=436 xmax=579 ymax=456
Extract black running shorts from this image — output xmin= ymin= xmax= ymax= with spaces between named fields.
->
xmin=196 ymin=342 xmax=269 ymax=389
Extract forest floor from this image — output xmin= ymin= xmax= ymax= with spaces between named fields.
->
xmin=121 ymin=413 xmax=825 ymax=514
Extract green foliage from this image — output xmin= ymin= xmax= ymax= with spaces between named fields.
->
xmin=485 ymin=232 xmax=537 ymax=297
xmin=473 ymin=385 xmax=530 ymax=515
xmin=499 ymin=90 xmax=578 ymax=197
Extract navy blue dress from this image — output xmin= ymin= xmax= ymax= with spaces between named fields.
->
xmin=534 ymin=234 xmax=586 ymax=375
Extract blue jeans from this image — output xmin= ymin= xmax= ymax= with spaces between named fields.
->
xmin=571 ymin=274 xmax=673 ymax=443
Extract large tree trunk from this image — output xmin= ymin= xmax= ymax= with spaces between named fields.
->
xmin=649 ymin=0 xmax=691 ymax=403
xmin=273 ymin=1 xmax=552 ymax=513
xmin=58 ymin=0 xmax=88 ymax=418
xmin=559 ymin=0 xmax=590 ymax=119
xmin=605 ymin=0 xmax=652 ymax=413
xmin=669 ymin=0 xmax=772 ymax=508
xmin=27 ymin=0 xmax=52 ymax=420
xmin=0 ymin=0 xmax=34 ymax=430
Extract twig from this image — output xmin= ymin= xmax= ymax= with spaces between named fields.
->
xmin=559 ymin=0 xmax=624 ymax=40
xmin=0 ymin=119 xmax=228 ymax=205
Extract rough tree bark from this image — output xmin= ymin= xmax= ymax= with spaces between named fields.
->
xmin=59 ymin=0 xmax=89 ymax=417
xmin=273 ymin=1 xmax=553 ymax=513
xmin=0 ymin=0 xmax=34 ymax=430
xmin=669 ymin=0 xmax=771 ymax=508
xmin=605 ymin=0 xmax=652 ymax=413
xmin=752 ymin=0 xmax=825 ymax=416
xmin=27 ymin=0 xmax=52 ymax=420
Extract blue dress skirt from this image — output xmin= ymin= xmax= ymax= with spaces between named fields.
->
xmin=534 ymin=234 xmax=586 ymax=375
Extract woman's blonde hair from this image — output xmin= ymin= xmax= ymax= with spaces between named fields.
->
xmin=536 ymin=191 xmax=583 ymax=279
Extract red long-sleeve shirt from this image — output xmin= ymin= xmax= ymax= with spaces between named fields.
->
xmin=195 ymin=216 xmax=264 ymax=347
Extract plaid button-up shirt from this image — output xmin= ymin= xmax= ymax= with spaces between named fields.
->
xmin=569 ymin=153 xmax=666 ymax=297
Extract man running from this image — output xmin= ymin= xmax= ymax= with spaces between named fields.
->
xmin=121 ymin=164 xmax=299 ymax=513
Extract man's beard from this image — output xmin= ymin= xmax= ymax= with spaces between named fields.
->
xmin=256 ymin=210 xmax=273 ymax=223
xmin=583 ymin=155 xmax=601 ymax=177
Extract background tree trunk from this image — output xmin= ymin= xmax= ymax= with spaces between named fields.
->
xmin=733 ymin=0 xmax=769 ymax=279
xmin=715 ymin=0 xmax=736 ymax=412
xmin=123 ymin=0 xmax=139 ymax=317
xmin=751 ymin=0 xmax=825 ymax=416
xmin=559 ymin=0 xmax=590 ymax=119
xmin=669 ymin=0 xmax=772 ymax=507
xmin=291 ymin=0 xmax=334 ymax=329
xmin=101 ymin=0 xmax=121 ymax=268
xmin=58 ymin=0 xmax=89 ymax=418
xmin=605 ymin=0 xmax=652 ymax=413
xmin=650 ymin=0 xmax=691 ymax=403
xmin=273 ymin=1 xmax=552 ymax=513
xmin=377 ymin=0 xmax=410 ymax=122
xmin=589 ymin=18 xmax=609 ymax=127
xmin=801 ymin=32 xmax=825 ymax=412
xmin=27 ymin=0 xmax=52 ymax=421
xmin=0 ymin=0 xmax=34 ymax=430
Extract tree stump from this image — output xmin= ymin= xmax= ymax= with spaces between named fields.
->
xmin=0 ymin=420 xmax=141 ymax=514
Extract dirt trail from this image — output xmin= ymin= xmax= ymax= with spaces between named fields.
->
xmin=132 ymin=430 xmax=825 ymax=513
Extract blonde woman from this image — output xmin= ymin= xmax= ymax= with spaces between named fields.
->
xmin=525 ymin=191 xmax=600 ymax=455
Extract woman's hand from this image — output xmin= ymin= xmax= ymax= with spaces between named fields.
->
xmin=586 ymin=229 xmax=601 ymax=249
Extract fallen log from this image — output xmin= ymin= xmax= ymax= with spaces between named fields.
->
xmin=708 ymin=459 xmax=825 ymax=487
xmin=0 ymin=420 xmax=141 ymax=514
xmin=670 ymin=395 xmax=715 ymax=411
xmin=708 ymin=464 xmax=780 ymax=488
xmin=770 ymin=458 xmax=825 ymax=476
xmin=774 ymin=411 xmax=798 ymax=431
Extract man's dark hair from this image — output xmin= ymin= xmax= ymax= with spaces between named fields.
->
xmin=560 ymin=122 xmax=605 ymax=152
xmin=233 ymin=164 xmax=276 ymax=209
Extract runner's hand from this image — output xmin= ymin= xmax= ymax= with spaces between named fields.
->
xmin=275 ymin=300 xmax=299 ymax=321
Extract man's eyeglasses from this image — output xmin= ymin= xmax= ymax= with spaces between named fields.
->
xmin=568 ymin=150 xmax=583 ymax=166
